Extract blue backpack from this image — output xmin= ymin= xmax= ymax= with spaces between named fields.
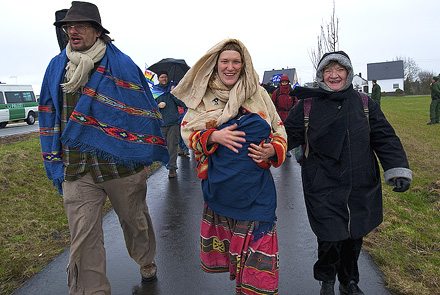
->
xmin=294 ymin=92 xmax=370 ymax=165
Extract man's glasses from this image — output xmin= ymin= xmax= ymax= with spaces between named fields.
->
xmin=61 ymin=24 xmax=92 ymax=34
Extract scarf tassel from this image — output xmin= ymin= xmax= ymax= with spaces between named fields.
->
xmin=53 ymin=177 xmax=64 ymax=195
xmin=62 ymin=138 xmax=154 ymax=168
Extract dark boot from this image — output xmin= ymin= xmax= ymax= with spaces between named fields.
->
xmin=339 ymin=280 xmax=364 ymax=295
xmin=320 ymin=280 xmax=335 ymax=295
xmin=427 ymin=121 xmax=436 ymax=125
xmin=168 ymin=169 xmax=176 ymax=178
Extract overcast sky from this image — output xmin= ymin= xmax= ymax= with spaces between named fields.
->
xmin=1 ymin=0 xmax=438 ymax=94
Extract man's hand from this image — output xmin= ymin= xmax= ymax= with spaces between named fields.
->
xmin=393 ymin=177 xmax=410 ymax=193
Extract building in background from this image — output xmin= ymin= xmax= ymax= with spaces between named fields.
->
xmin=353 ymin=73 xmax=369 ymax=93
xmin=367 ymin=61 xmax=404 ymax=93
xmin=262 ymin=68 xmax=298 ymax=94
xmin=262 ymin=68 xmax=298 ymax=85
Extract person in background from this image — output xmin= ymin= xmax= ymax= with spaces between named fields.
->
xmin=172 ymin=38 xmax=287 ymax=295
xmin=427 ymin=76 xmax=440 ymax=125
xmin=39 ymin=2 xmax=169 ymax=294
xmin=177 ymin=105 xmax=190 ymax=156
xmin=284 ymin=51 xmax=412 ymax=295
xmin=155 ymin=70 xmax=187 ymax=177
xmin=371 ymin=79 xmax=381 ymax=106
xmin=271 ymin=74 xmax=297 ymax=157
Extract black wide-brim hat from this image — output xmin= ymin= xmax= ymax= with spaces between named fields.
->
xmin=53 ymin=1 xmax=110 ymax=34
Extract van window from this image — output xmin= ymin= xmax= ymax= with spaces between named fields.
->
xmin=5 ymin=91 xmax=36 ymax=103
xmin=0 ymin=92 xmax=4 ymax=104
xmin=22 ymin=91 xmax=36 ymax=102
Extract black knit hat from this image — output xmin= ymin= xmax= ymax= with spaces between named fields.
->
xmin=156 ymin=70 xmax=168 ymax=78
xmin=54 ymin=1 xmax=110 ymax=34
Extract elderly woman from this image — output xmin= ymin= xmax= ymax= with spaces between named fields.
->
xmin=284 ymin=51 xmax=412 ymax=295
xmin=172 ymin=39 xmax=287 ymax=294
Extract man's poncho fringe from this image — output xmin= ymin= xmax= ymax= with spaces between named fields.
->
xmin=39 ymin=43 xmax=169 ymax=193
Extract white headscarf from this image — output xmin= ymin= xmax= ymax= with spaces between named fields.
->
xmin=171 ymin=38 xmax=260 ymax=131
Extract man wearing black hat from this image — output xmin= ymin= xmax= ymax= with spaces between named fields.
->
xmin=155 ymin=70 xmax=187 ymax=178
xmin=39 ymin=2 xmax=169 ymax=294
xmin=371 ymin=79 xmax=381 ymax=106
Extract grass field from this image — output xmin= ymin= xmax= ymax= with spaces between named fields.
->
xmin=0 ymin=95 xmax=439 ymax=294
xmin=0 ymin=133 xmax=161 ymax=294
xmin=363 ymin=95 xmax=440 ymax=294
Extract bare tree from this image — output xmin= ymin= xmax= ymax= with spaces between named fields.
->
xmin=394 ymin=56 xmax=420 ymax=94
xmin=309 ymin=0 xmax=340 ymax=75
xmin=418 ymin=70 xmax=435 ymax=95
xmin=309 ymin=31 xmax=325 ymax=73
xmin=325 ymin=1 xmax=339 ymax=52
xmin=394 ymin=56 xmax=420 ymax=82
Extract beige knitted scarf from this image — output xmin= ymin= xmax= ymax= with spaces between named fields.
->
xmin=61 ymin=38 xmax=107 ymax=93
xmin=171 ymin=38 xmax=260 ymax=131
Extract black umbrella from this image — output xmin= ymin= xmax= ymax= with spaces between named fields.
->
xmin=148 ymin=58 xmax=190 ymax=84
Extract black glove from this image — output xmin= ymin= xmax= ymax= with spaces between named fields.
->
xmin=393 ymin=177 xmax=410 ymax=192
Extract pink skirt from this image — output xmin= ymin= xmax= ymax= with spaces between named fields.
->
xmin=200 ymin=204 xmax=279 ymax=294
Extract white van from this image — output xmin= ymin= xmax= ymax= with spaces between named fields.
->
xmin=0 ymin=84 xmax=38 ymax=128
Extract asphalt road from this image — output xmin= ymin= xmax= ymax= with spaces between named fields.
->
xmin=14 ymin=153 xmax=393 ymax=295
xmin=0 ymin=121 xmax=39 ymax=137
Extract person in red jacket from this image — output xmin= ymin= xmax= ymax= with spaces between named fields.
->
xmin=271 ymin=75 xmax=297 ymax=121
xmin=271 ymin=75 xmax=297 ymax=157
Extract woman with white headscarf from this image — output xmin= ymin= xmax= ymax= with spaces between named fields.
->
xmin=172 ymin=38 xmax=287 ymax=294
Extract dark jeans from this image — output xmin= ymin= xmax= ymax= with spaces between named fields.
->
xmin=314 ymin=237 xmax=363 ymax=284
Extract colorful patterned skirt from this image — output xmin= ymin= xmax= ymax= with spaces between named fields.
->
xmin=200 ymin=204 xmax=279 ymax=294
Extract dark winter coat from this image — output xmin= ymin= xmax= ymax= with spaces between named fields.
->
xmin=271 ymin=85 xmax=298 ymax=121
xmin=156 ymin=83 xmax=186 ymax=126
xmin=371 ymin=83 xmax=381 ymax=103
xmin=431 ymin=80 xmax=440 ymax=99
xmin=284 ymin=89 xmax=411 ymax=241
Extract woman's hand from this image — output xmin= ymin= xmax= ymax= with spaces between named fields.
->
xmin=158 ymin=102 xmax=166 ymax=108
xmin=208 ymin=123 xmax=246 ymax=153
xmin=248 ymin=142 xmax=276 ymax=163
